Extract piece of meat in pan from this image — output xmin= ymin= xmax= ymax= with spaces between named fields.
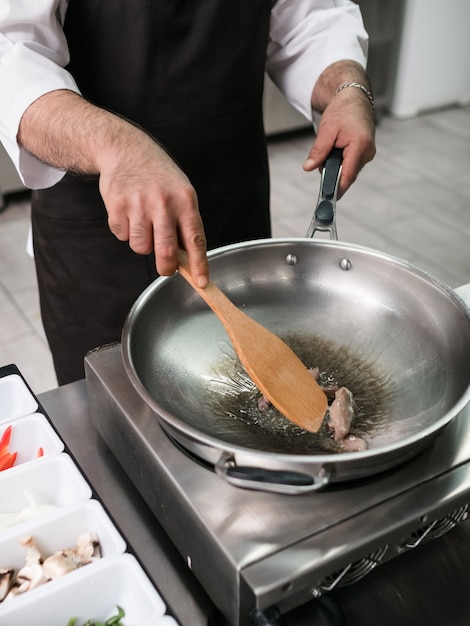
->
xmin=327 ymin=386 xmax=355 ymax=442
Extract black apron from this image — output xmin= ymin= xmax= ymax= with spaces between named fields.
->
xmin=32 ymin=0 xmax=273 ymax=384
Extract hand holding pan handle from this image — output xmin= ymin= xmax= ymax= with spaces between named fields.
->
xmin=305 ymin=147 xmax=343 ymax=241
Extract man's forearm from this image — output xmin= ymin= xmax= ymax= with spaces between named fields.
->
xmin=18 ymin=88 xmax=210 ymax=285
xmin=17 ymin=89 xmax=140 ymax=175
xmin=311 ymin=60 xmax=373 ymax=113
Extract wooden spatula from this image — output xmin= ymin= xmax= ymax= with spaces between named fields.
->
xmin=177 ymin=250 xmax=327 ymax=433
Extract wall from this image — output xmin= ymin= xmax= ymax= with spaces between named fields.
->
xmin=390 ymin=0 xmax=470 ymax=118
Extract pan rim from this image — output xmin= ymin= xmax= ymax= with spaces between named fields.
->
xmin=122 ymin=238 xmax=470 ymax=465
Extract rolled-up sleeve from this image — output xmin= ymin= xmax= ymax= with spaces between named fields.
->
xmin=266 ymin=0 xmax=369 ymax=122
xmin=0 ymin=0 xmax=81 ymax=189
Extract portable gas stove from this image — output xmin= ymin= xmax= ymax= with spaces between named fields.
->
xmin=84 ymin=286 xmax=470 ymax=626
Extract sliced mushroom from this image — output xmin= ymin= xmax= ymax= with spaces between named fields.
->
xmin=76 ymin=531 xmax=101 ymax=562
xmin=13 ymin=561 xmax=46 ymax=594
xmin=43 ymin=532 xmax=102 ymax=580
xmin=3 ymin=537 xmax=47 ymax=599
xmin=2 ymin=531 xmax=103 ymax=602
xmin=19 ymin=535 xmax=43 ymax=565
xmin=42 ymin=550 xmax=80 ymax=581
xmin=0 ymin=568 xmax=14 ymax=602
xmin=13 ymin=536 xmax=47 ymax=593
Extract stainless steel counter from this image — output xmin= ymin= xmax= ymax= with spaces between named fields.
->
xmin=39 ymin=380 xmax=470 ymax=626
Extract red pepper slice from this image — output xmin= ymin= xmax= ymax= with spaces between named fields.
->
xmin=0 ymin=425 xmax=12 ymax=454
xmin=37 ymin=447 xmax=44 ymax=457
xmin=0 ymin=450 xmax=17 ymax=471
xmin=0 ymin=425 xmax=18 ymax=471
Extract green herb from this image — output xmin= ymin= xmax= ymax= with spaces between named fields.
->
xmin=67 ymin=606 xmax=126 ymax=626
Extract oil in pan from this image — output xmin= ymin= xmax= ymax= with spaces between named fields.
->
xmin=203 ymin=333 xmax=394 ymax=455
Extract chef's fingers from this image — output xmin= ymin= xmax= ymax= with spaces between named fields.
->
xmin=107 ymin=190 xmax=157 ymax=256
xmin=303 ymin=137 xmax=335 ymax=175
xmin=303 ymin=88 xmax=376 ymax=198
xmin=149 ymin=187 xmax=193 ymax=278
xmin=304 ymin=135 xmax=375 ymax=199
xmin=127 ymin=202 xmax=154 ymax=256
xmin=98 ymin=129 xmax=209 ymax=282
xmin=176 ymin=201 xmax=209 ymax=287
xmin=179 ymin=226 xmax=209 ymax=289
xmin=106 ymin=192 xmax=131 ymax=242
xmin=336 ymin=144 xmax=368 ymax=198
xmin=148 ymin=185 xmax=208 ymax=287
xmin=303 ymin=136 xmax=352 ymax=197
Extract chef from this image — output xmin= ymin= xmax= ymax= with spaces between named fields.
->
xmin=0 ymin=0 xmax=376 ymax=385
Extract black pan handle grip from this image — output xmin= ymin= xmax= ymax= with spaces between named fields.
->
xmin=226 ymin=465 xmax=314 ymax=486
xmin=306 ymin=147 xmax=343 ymax=240
xmin=215 ymin=454 xmax=331 ymax=494
xmin=321 ymin=147 xmax=343 ymax=200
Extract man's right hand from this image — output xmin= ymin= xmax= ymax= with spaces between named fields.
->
xmin=18 ymin=89 xmax=210 ymax=287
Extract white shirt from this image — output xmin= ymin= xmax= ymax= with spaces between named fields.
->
xmin=0 ymin=0 xmax=367 ymax=190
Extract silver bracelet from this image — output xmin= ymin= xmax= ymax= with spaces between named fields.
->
xmin=332 ymin=81 xmax=375 ymax=113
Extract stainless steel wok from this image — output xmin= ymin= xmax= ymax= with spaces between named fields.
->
xmin=122 ymin=153 xmax=470 ymax=494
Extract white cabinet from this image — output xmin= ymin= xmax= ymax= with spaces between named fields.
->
xmin=390 ymin=0 xmax=470 ymax=118
xmin=355 ymin=0 xmax=404 ymax=117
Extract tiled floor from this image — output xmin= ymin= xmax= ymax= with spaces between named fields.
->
xmin=1 ymin=104 xmax=470 ymax=395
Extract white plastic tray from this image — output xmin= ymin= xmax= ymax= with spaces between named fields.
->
xmin=0 ymin=553 xmax=168 ymax=625
xmin=0 ymin=369 xmax=176 ymax=624
xmin=0 ymin=374 xmax=38 ymax=423
xmin=0 ymin=453 xmax=92 ymax=533
xmin=0 ymin=499 xmax=126 ymax=575
xmin=1 ymin=413 xmax=64 ymax=471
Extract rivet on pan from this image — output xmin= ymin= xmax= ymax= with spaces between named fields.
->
xmin=339 ymin=258 xmax=352 ymax=271
xmin=285 ymin=254 xmax=298 ymax=266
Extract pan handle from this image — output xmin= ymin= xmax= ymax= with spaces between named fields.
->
xmin=215 ymin=453 xmax=331 ymax=495
xmin=305 ymin=147 xmax=343 ymax=241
